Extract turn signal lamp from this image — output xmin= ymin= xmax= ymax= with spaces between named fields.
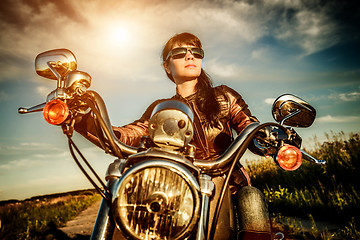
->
xmin=276 ymin=144 xmax=302 ymax=171
xmin=43 ymin=99 xmax=69 ymax=125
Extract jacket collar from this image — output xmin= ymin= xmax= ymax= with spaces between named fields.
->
xmin=174 ymin=91 xmax=197 ymax=102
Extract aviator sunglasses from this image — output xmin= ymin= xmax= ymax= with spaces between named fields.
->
xmin=166 ymin=47 xmax=204 ymax=61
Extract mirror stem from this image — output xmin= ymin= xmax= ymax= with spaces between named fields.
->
xmin=280 ymin=109 xmax=300 ymax=125
xmin=47 ymin=61 xmax=62 ymax=88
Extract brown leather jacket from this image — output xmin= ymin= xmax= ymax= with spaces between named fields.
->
xmin=110 ymin=85 xmax=256 ymax=159
xmin=76 ymin=85 xmax=257 ymax=188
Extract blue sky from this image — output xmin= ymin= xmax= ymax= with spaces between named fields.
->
xmin=0 ymin=0 xmax=359 ymax=201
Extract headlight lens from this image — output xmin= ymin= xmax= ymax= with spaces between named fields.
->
xmin=113 ymin=161 xmax=200 ymax=240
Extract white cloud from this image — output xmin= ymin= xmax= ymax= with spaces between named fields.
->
xmin=20 ymin=142 xmax=55 ymax=149
xmin=264 ymin=2 xmax=341 ymax=56
xmin=338 ymin=92 xmax=360 ymax=102
xmin=317 ymin=115 xmax=360 ymax=123
xmin=251 ymin=47 xmax=270 ymax=61
xmin=264 ymin=98 xmax=276 ymax=105
xmin=329 ymin=91 xmax=360 ymax=102
xmin=0 ymin=142 xmax=66 ymax=157
xmin=206 ymin=59 xmax=243 ymax=79
xmin=36 ymin=86 xmax=52 ymax=95
xmin=297 ymin=10 xmax=336 ymax=48
xmin=33 ymin=151 xmax=70 ymax=159
xmin=0 ymin=158 xmax=45 ymax=170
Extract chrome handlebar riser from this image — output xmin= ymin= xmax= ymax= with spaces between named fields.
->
xmin=89 ymin=91 xmax=138 ymax=157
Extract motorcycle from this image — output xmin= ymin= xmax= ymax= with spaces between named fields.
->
xmin=18 ymin=49 xmax=326 ymax=240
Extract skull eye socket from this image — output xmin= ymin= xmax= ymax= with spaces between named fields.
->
xmin=178 ymin=120 xmax=186 ymax=129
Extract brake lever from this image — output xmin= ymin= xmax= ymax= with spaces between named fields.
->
xmin=18 ymin=102 xmax=46 ymax=114
xmin=300 ymin=149 xmax=326 ymax=165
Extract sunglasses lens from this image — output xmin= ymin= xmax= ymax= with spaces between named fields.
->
xmin=190 ymin=48 xmax=204 ymax=59
xmin=169 ymin=47 xmax=204 ymax=60
xmin=171 ymin=48 xmax=187 ymax=59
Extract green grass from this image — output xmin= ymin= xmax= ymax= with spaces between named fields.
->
xmin=0 ymin=190 xmax=101 ymax=240
xmin=246 ymin=132 xmax=360 ymax=239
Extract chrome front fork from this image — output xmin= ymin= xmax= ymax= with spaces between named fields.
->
xmin=90 ymin=159 xmax=126 ymax=240
xmin=196 ymin=174 xmax=214 ymax=240
xmin=90 ymin=178 xmax=118 ymax=240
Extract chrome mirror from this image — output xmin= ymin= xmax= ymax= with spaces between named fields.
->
xmin=272 ymin=94 xmax=316 ymax=127
xmin=35 ymin=49 xmax=77 ymax=81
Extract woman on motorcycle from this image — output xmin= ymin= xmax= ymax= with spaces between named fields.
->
xmin=76 ymin=32 xmax=271 ymax=240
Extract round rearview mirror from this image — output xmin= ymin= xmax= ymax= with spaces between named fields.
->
xmin=272 ymin=94 xmax=316 ymax=127
xmin=35 ymin=49 xmax=77 ymax=81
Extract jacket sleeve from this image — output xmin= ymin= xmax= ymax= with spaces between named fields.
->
xmin=75 ymin=100 xmax=161 ymax=149
xmin=115 ymin=100 xmax=165 ymax=146
xmin=221 ymin=85 xmax=258 ymax=134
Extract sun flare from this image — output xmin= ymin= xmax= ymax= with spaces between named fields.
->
xmin=110 ymin=26 xmax=130 ymax=44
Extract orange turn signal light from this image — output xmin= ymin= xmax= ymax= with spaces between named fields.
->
xmin=43 ymin=99 xmax=69 ymax=125
xmin=276 ymin=144 xmax=302 ymax=171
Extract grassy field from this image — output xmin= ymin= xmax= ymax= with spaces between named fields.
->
xmin=0 ymin=189 xmax=101 ymax=240
xmin=246 ymin=132 xmax=360 ymax=239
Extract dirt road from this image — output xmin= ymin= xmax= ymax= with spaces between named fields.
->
xmin=59 ymin=200 xmax=101 ymax=238
xmin=54 ymin=200 xmax=125 ymax=240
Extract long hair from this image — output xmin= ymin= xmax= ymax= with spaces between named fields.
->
xmin=162 ymin=32 xmax=221 ymax=126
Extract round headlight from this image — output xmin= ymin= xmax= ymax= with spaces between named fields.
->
xmin=113 ymin=160 xmax=200 ymax=240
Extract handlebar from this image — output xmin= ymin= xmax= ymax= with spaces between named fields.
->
xmin=193 ymin=122 xmax=325 ymax=174
xmin=193 ymin=122 xmax=290 ymax=174
xmin=193 ymin=122 xmax=261 ymax=174
xmin=18 ymin=89 xmax=325 ymax=168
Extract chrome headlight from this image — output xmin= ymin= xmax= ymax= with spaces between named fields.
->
xmin=112 ymin=160 xmax=200 ymax=240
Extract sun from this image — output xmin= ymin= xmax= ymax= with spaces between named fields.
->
xmin=110 ymin=26 xmax=130 ymax=44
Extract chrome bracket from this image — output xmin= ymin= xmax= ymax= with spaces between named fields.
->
xmin=196 ymin=174 xmax=214 ymax=240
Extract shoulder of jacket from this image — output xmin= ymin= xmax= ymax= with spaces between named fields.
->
xmin=214 ymin=85 xmax=243 ymax=103
xmin=217 ymin=85 xmax=242 ymax=97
